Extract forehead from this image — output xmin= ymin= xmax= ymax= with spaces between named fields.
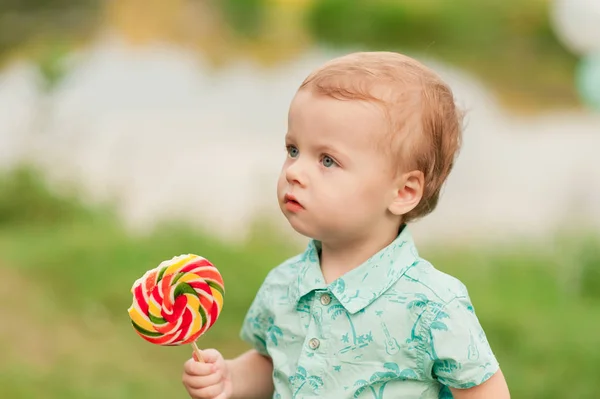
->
xmin=287 ymin=89 xmax=388 ymax=151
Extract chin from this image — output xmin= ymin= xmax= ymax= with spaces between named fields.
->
xmin=284 ymin=214 xmax=316 ymax=239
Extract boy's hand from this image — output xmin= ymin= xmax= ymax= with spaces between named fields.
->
xmin=182 ymin=349 xmax=233 ymax=399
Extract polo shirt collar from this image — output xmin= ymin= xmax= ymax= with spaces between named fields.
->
xmin=290 ymin=226 xmax=420 ymax=314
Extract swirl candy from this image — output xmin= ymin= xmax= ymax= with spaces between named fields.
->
xmin=127 ymin=254 xmax=224 ymax=358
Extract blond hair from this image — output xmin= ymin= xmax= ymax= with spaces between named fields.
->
xmin=299 ymin=51 xmax=463 ymax=223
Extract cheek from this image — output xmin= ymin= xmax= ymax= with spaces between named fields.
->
xmin=276 ymin=173 xmax=286 ymax=194
xmin=277 ymin=162 xmax=289 ymax=183
xmin=348 ymin=177 xmax=389 ymax=209
xmin=316 ymin=177 xmax=364 ymax=208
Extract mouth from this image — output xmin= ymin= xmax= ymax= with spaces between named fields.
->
xmin=283 ymin=193 xmax=304 ymax=209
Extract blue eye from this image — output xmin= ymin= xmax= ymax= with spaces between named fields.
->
xmin=322 ymin=155 xmax=336 ymax=168
xmin=287 ymin=145 xmax=299 ymax=158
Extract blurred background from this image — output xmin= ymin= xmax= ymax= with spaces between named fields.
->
xmin=0 ymin=0 xmax=599 ymax=398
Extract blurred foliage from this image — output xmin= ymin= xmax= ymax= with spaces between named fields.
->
xmin=0 ymin=167 xmax=599 ymax=398
xmin=304 ymin=0 xmax=579 ymax=110
xmin=0 ymin=166 xmax=94 ymax=226
xmin=0 ymin=0 xmax=100 ymax=73
xmin=35 ymin=41 xmax=73 ymax=90
xmin=215 ymin=0 xmax=267 ymax=39
xmin=0 ymin=0 xmax=584 ymax=109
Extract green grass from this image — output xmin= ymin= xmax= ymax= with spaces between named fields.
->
xmin=1 ymin=166 xmax=599 ymax=398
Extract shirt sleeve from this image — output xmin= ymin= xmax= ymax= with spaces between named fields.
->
xmin=425 ymin=295 xmax=499 ymax=389
xmin=239 ymin=279 xmax=271 ymax=357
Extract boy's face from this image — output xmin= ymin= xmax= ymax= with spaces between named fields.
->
xmin=277 ymin=89 xmax=402 ymax=243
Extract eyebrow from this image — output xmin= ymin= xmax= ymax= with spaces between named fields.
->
xmin=284 ymin=130 xmax=299 ymax=142
xmin=314 ymin=144 xmax=340 ymax=155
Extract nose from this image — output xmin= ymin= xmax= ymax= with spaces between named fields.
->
xmin=285 ymin=159 xmax=306 ymax=186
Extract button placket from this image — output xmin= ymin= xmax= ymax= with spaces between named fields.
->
xmin=305 ymin=291 xmax=329 ymax=353
xmin=295 ymin=292 xmax=329 ymax=396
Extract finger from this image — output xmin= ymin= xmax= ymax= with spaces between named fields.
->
xmin=189 ymin=383 xmax=224 ymax=399
xmin=197 ymin=348 xmax=222 ymax=364
xmin=184 ymin=358 xmax=216 ymax=376
xmin=183 ymin=369 xmax=223 ymax=390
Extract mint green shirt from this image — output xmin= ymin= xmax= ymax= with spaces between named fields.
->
xmin=240 ymin=227 xmax=499 ymax=398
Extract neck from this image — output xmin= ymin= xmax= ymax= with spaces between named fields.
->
xmin=319 ymin=225 xmax=402 ymax=284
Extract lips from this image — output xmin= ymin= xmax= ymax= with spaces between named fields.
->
xmin=283 ymin=193 xmax=304 ymax=210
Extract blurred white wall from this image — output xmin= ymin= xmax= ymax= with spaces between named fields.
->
xmin=1 ymin=34 xmax=599 ymax=245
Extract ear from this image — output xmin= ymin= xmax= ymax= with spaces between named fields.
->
xmin=388 ymin=170 xmax=424 ymax=216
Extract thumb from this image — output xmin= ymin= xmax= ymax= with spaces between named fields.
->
xmin=193 ymin=348 xmax=222 ymax=364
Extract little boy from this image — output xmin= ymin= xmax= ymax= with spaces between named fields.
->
xmin=182 ymin=52 xmax=510 ymax=399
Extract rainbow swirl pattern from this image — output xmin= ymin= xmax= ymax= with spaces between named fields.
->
xmin=128 ymin=254 xmax=224 ymax=345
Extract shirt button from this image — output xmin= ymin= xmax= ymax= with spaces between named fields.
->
xmin=320 ymin=293 xmax=331 ymax=306
xmin=308 ymin=338 xmax=320 ymax=350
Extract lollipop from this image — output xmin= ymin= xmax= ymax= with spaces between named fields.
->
xmin=127 ymin=254 xmax=224 ymax=361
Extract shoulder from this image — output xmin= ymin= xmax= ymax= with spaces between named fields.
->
xmin=240 ymin=253 xmax=303 ymax=323
xmin=262 ymin=252 xmax=304 ymax=285
xmin=399 ymin=257 xmax=470 ymax=305
xmin=253 ymin=251 xmax=305 ymax=299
